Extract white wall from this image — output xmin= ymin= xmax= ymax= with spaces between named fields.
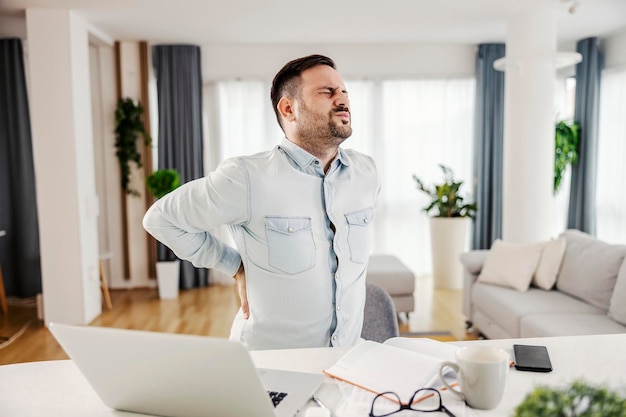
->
xmin=604 ymin=28 xmax=626 ymax=69
xmin=201 ymin=44 xmax=476 ymax=81
xmin=26 ymin=9 xmax=101 ymax=325
xmin=0 ymin=14 xmax=27 ymax=38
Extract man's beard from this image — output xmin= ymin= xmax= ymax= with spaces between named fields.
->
xmin=296 ymin=100 xmax=352 ymax=144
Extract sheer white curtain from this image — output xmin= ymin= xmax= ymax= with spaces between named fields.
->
xmin=596 ymin=68 xmax=626 ymax=244
xmin=207 ymin=78 xmax=476 ymax=277
xmin=215 ymin=80 xmax=282 ymax=161
xmin=551 ymin=77 xmax=576 ymax=237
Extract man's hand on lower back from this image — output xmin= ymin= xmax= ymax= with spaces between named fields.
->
xmin=234 ymin=264 xmax=249 ymax=319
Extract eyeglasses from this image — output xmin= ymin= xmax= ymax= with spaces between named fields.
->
xmin=369 ymin=388 xmax=456 ymax=417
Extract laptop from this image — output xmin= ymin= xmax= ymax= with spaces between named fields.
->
xmin=49 ymin=323 xmax=324 ymax=417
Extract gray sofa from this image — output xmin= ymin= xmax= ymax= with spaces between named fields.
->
xmin=460 ymin=230 xmax=626 ymax=339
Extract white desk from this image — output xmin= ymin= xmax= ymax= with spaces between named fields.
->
xmin=1 ymin=334 xmax=625 ymax=416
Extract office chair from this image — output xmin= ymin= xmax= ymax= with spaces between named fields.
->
xmin=361 ymin=284 xmax=400 ymax=343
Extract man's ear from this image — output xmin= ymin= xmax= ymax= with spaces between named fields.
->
xmin=277 ymin=97 xmax=296 ymax=122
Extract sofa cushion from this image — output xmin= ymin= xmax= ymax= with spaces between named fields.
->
xmin=609 ymin=260 xmax=626 ymax=325
xmin=477 ymin=240 xmax=543 ymax=292
xmin=520 ymin=314 xmax=626 ymax=338
xmin=532 ymin=236 xmax=566 ymax=290
xmin=472 ymin=283 xmax=603 ymax=337
xmin=557 ymin=230 xmax=626 ymax=311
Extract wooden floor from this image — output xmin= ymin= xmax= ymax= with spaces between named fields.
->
xmin=0 ymin=275 xmax=476 ymax=366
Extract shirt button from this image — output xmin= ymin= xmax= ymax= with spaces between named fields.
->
xmin=364 ymin=218 xmax=368 ymax=224
xmin=314 ymin=160 xmax=320 ymax=165
xmin=336 ymin=306 xmax=340 ymax=312
xmin=332 ymin=335 xmax=337 ymax=341
xmin=288 ymin=227 xmax=293 ymax=232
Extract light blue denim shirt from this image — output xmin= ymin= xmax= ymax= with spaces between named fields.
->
xmin=143 ymin=138 xmax=380 ymax=350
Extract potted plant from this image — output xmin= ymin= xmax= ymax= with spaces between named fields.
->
xmin=146 ymin=169 xmax=181 ymax=200
xmin=146 ymin=169 xmax=181 ymax=299
xmin=515 ymin=380 xmax=626 ymax=417
xmin=114 ymin=97 xmax=151 ymax=196
xmin=413 ymin=164 xmax=477 ymax=289
xmin=554 ymin=120 xmax=580 ymax=195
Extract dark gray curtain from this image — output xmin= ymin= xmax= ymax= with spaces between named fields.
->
xmin=0 ymin=38 xmax=42 ymax=297
xmin=567 ymin=37 xmax=603 ymax=234
xmin=471 ymin=44 xmax=505 ymax=249
xmin=152 ymin=44 xmax=208 ymax=289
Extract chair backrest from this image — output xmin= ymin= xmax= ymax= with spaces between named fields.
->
xmin=361 ymin=284 xmax=400 ymax=343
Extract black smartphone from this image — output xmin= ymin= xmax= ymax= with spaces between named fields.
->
xmin=513 ymin=344 xmax=552 ymax=372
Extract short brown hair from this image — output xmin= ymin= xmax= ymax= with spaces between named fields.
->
xmin=270 ymin=54 xmax=336 ymax=130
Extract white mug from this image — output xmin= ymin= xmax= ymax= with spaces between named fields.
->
xmin=437 ymin=346 xmax=509 ymax=410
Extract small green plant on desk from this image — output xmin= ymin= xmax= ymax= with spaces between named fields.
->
xmin=515 ymin=380 xmax=626 ymax=417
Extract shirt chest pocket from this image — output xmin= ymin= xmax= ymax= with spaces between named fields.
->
xmin=265 ymin=216 xmax=316 ymax=275
xmin=345 ymin=207 xmax=374 ymax=264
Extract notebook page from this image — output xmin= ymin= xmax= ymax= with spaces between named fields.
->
xmin=383 ymin=337 xmax=459 ymax=388
xmin=323 ymin=340 xmax=447 ymax=400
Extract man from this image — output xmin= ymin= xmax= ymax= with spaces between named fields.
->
xmin=143 ymin=54 xmax=380 ymax=350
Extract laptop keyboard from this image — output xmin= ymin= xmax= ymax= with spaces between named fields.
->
xmin=267 ymin=391 xmax=289 ymax=407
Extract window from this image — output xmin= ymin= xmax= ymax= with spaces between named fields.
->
xmin=347 ymin=79 xmax=476 ymax=276
xmin=215 ymin=80 xmax=282 ymax=161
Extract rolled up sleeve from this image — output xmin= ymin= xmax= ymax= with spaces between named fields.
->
xmin=143 ymin=158 xmax=249 ymax=276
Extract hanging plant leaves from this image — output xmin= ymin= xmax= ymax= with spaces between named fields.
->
xmin=114 ymin=97 xmax=151 ymax=196
xmin=554 ymin=121 xmax=580 ymax=194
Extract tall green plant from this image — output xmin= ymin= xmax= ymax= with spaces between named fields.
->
xmin=554 ymin=120 xmax=580 ymax=194
xmin=115 ymin=97 xmax=151 ymax=196
xmin=413 ymin=164 xmax=477 ymax=218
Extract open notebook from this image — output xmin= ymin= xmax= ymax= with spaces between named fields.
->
xmin=323 ymin=337 xmax=458 ymax=401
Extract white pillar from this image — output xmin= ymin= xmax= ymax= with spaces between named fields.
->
xmin=27 ymin=9 xmax=102 ymax=324
xmin=501 ymin=1 xmax=558 ymax=243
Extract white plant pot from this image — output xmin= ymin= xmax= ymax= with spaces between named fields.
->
xmin=156 ymin=261 xmax=180 ymax=299
xmin=429 ymin=217 xmax=468 ymax=290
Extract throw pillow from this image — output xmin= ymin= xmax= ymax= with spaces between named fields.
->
xmin=478 ymin=240 xmax=544 ymax=292
xmin=532 ymin=236 xmax=566 ymax=290
xmin=608 ymin=261 xmax=626 ymax=326
xmin=556 ymin=229 xmax=626 ymax=311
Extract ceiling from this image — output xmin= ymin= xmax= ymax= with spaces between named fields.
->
xmin=1 ymin=0 xmax=626 ymax=46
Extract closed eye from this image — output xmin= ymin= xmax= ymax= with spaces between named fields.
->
xmin=318 ymin=87 xmax=348 ymax=97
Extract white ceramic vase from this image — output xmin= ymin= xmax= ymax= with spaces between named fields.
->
xmin=429 ymin=217 xmax=468 ymax=290
xmin=156 ymin=260 xmax=180 ymax=299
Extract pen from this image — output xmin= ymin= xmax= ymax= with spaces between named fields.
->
xmin=312 ymin=394 xmax=335 ymax=417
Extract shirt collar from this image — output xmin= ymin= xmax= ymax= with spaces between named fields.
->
xmin=279 ymin=137 xmax=352 ymax=169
